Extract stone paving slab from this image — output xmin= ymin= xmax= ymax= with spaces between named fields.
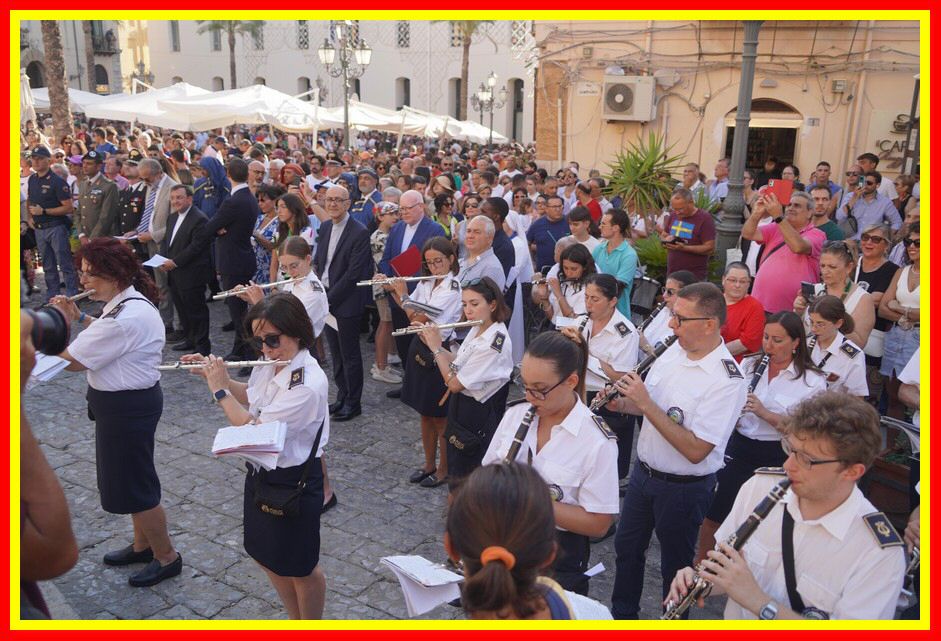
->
xmin=23 ymin=289 xmax=725 ymax=621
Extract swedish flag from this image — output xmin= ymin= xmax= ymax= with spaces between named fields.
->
xmin=671 ymin=219 xmax=695 ymax=240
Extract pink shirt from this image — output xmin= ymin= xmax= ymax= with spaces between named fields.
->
xmin=752 ymin=223 xmax=825 ymax=313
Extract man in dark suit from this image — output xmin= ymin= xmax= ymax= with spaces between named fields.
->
xmin=158 ymin=184 xmax=211 ymax=355
xmin=377 ymin=189 xmax=446 ymax=398
xmin=314 ymin=185 xmax=372 ymax=421
xmin=192 ymin=158 xmax=259 ymax=370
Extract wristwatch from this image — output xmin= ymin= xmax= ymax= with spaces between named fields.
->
xmin=213 ymin=389 xmax=229 ymax=403
xmin=773 ymin=216 xmax=784 ymax=224
xmin=432 ymin=347 xmax=448 ymax=359
xmin=759 ymin=601 xmax=778 ymax=620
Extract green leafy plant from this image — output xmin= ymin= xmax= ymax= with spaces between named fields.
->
xmin=633 ymin=236 xmax=668 ymax=284
xmin=604 ymin=132 xmax=684 ymax=215
xmin=692 ymin=186 xmax=722 ymax=220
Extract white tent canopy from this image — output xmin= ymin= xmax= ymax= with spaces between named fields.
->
xmin=30 ymin=86 xmax=112 ymax=114
xmin=157 ymin=84 xmax=344 ymax=133
xmin=21 ymin=69 xmax=36 ymax=125
xmin=82 ymin=82 xmax=211 ymax=129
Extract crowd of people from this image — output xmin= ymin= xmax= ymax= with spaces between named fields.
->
xmin=20 ymin=115 xmax=921 ymax=622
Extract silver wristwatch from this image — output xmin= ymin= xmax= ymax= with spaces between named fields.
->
xmin=759 ymin=601 xmax=778 ymax=620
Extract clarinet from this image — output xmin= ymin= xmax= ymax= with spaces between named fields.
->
xmin=638 ymin=300 xmax=667 ymax=333
xmin=747 ymin=354 xmax=771 ymax=394
xmin=503 ymin=406 xmax=537 ymax=463
xmin=807 ymin=333 xmax=818 ymax=351
xmin=662 ymin=478 xmax=792 ymax=620
xmin=589 ymin=334 xmax=678 ymax=412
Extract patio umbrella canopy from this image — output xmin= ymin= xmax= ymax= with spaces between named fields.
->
xmin=82 ymin=82 xmax=211 ymax=128
xmin=30 ymin=86 xmax=113 ymax=114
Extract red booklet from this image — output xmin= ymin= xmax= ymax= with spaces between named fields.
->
xmin=390 ymin=244 xmax=422 ymax=277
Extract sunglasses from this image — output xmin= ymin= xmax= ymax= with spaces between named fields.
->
xmin=859 ymin=233 xmax=886 ymax=244
xmin=864 ymin=180 xmax=877 ymax=186
xmin=249 ymin=333 xmax=282 ymax=351
xmin=903 ymin=238 xmax=921 ymax=248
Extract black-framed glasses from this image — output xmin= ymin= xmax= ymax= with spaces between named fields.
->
xmin=514 ymin=373 xmax=567 ymax=401
xmin=668 ymin=310 xmax=713 ymax=326
xmin=864 ymin=180 xmax=878 ymax=186
xmin=249 ymin=333 xmax=282 ymax=351
xmin=859 ymin=233 xmax=887 ymax=244
xmin=781 ymin=438 xmax=843 ymax=470
xmin=903 ymin=238 xmax=921 ymax=248
xmin=662 ymin=286 xmax=678 ymax=296
xmin=424 ymin=257 xmax=449 ymax=267
xmin=324 ymin=197 xmax=349 ymax=205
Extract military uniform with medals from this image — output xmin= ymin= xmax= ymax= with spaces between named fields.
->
xmin=74 ymin=152 xmax=120 ymax=239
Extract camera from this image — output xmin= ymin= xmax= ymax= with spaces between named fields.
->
xmin=25 ymin=307 xmax=70 ymax=355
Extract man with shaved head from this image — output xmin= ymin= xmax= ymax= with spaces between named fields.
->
xmin=313 ymin=185 xmax=372 ymax=421
xmin=247 ymin=160 xmax=267 ymax=195
xmin=377 ymin=189 xmax=446 ymax=399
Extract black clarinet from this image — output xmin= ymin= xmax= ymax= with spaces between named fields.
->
xmin=503 ymin=406 xmax=537 ymax=463
xmin=638 ymin=300 xmax=667 ymax=333
xmin=747 ymin=354 xmax=771 ymax=394
xmin=589 ymin=334 xmax=678 ymax=412
xmin=662 ymin=478 xmax=792 ymax=619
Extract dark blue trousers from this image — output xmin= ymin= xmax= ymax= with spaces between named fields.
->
xmin=324 ymin=313 xmax=364 ymax=410
xmin=611 ymin=463 xmax=716 ymax=619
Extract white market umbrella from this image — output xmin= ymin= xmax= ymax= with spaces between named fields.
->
xmin=21 ymin=69 xmax=37 ymax=125
xmin=83 ymin=82 xmax=211 ymax=129
xmin=30 ymin=86 xmax=112 ymax=114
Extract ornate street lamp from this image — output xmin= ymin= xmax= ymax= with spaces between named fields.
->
xmin=130 ymin=60 xmax=155 ymax=93
xmin=318 ymin=21 xmax=371 ymax=152
xmin=473 ymin=72 xmax=506 ymax=147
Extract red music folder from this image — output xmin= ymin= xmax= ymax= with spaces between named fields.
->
xmin=390 ymin=244 xmax=422 ymax=277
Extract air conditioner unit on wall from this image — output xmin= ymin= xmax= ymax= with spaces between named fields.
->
xmin=602 ymin=75 xmax=656 ymax=122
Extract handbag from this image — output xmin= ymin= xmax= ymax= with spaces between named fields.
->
xmin=863 ymin=328 xmax=886 ymax=358
xmin=252 ymin=420 xmax=324 ymax=518
xmin=445 ymin=414 xmax=489 ymax=454
xmin=837 ymin=210 xmax=858 ymax=238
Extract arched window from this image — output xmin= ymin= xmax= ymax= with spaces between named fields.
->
xmin=26 ymin=61 xmax=45 ymax=88
xmin=171 ymin=76 xmax=183 ymax=84
xmin=297 ymin=77 xmax=312 ymax=100
xmin=394 ymin=77 xmax=411 ymax=109
xmin=351 ymin=78 xmax=361 ymax=101
xmin=505 ymin=78 xmax=524 ymax=141
xmin=447 ymin=78 xmax=461 ymax=119
xmin=254 ymin=77 xmax=266 ymax=86
xmin=94 ymin=64 xmax=110 ymax=94
xmin=211 ymin=76 xmax=225 ymax=91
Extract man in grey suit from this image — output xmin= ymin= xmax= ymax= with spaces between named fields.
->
xmin=136 ymin=158 xmax=180 ymax=338
xmin=74 ymin=150 xmax=120 ymax=242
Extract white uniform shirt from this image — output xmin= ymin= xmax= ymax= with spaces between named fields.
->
xmin=582 ymin=310 xmax=639 ymax=392
xmin=246 ymin=350 xmax=330 ymax=466
xmin=716 ymin=473 xmax=906 ymax=620
xmin=451 ymin=322 xmax=514 ymax=403
xmin=548 ymin=280 xmax=587 ymax=321
xmin=636 ymin=340 xmax=747 ymax=475
xmin=68 ymin=286 xmax=164 ymax=391
xmin=810 ymin=333 xmax=869 ymax=396
xmin=483 ymin=400 xmax=620 ymax=519
xmin=409 ymin=273 xmax=463 ymax=339
xmin=283 ymin=271 xmax=329 ymax=337
xmin=737 ymin=357 xmax=828 ymax=441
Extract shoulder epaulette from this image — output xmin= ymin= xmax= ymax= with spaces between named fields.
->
xmin=591 ymin=415 xmax=618 ymax=440
xmin=288 ymin=367 xmax=305 ymax=389
xmin=722 ymin=358 xmax=744 ymax=379
xmin=754 ymin=466 xmax=787 ymax=475
xmin=102 ymin=301 xmax=126 ymax=319
xmin=505 ymin=397 xmax=529 ymax=408
xmin=840 ymin=342 xmax=861 ymax=359
xmin=490 ymin=332 xmax=506 ymax=353
xmin=309 ymin=280 xmax=324 ymax=292
xmin=863 ymin=512 xmax=904 ymax=548
xmin=450 ymin=279 xmax=460 ymax=291
xmin=614 ymin=321 xmax=631 ymax=337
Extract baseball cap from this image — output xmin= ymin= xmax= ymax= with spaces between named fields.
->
xmin=358 ymin=168 xmax=378 ymax=181
xmin=314 ymin=179 xmax=337 ymax=190
xmin=30 ymin=146 xmax=52 ymax=158
xmin=83 ymin=150 xmax=104 ymax=163
xmin=214 ymin=135 xmax=228 ymax=144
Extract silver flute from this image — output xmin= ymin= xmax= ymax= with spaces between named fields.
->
xmin=357 ymin=275 xmax=441 ymax=286
xmin=391 ymin=319 xmax=483 ymax=336
xmin=67 ymin=289 xmax=96 ymax=302
xmin=212 ymin=277 xmax=305 ymax=300
xmin=158 ymin=359 xmax=290 ymax=371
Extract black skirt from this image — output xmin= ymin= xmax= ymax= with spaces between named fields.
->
xmin=87 ymin=383 xmax=163 ymax=515
xmin=706 ymin=430 xmax=787 ymax=523
xmin=400 ymin=338 xmax=448 ymax=417
xmin=445 ymin=383 xmax=510 ymax=488
xmin=243 ymin=459 xmax=324 ymax=577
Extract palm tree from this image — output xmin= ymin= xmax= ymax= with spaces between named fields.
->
xmin=434 ymin=21 xmax=494 ymax=120
xmin=195 ymin=20 xmax=266 ymax=90
xmin=40 ymin=21 xmax=73 ymax=142
xmin=82 ymin=21 xmax=96 ymax=92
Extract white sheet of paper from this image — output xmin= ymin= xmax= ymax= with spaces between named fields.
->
xmin=114 ymin=234 xmax=138 ymax=241
xmin=554 ymin=316 xmax=579 ymax=328
xmin=325 ymin=313 xmax=338 ymax=331
xmin=27 ymin=353 xmax=70 ymax=390
xmin=142 ymin=254 xmax=170 ymax=268
xmin=380 ymin=556 xmax=462 ymax=617
xmin=585 ymin=562 xmax=605 ymax=577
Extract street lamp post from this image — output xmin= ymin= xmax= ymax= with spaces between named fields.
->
xmin=474 ymin=72 xmax=507 ymax=147
xmin=470 ymin=82 xmax=486 ymax=126
xmin=318 ymin=22 xmax=371 ymax=153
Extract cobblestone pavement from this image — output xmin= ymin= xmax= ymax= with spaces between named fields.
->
xmin=25 ymin=287 xmax=724 ymax=621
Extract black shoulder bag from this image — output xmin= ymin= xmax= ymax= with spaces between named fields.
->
xmin=252 ymin=420 xmax=325 ymax=518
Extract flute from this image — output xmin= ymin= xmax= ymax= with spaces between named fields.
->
xmin=212 ymin=277 xmax=305 ymax=300
xmin=662 ymin=478 xmax=792 ymax=619
xmin=391 ymin=319 xmax=483 ymax=336
xmin=158 ymin=359 xmax=290 ymax=371
xmin=589 ymin=334 xmax=678 ymax=412
xmin=357 ymin=275 xmax=441 ymax=286
xmin=67 ymin=289 xmax=96 ymax=302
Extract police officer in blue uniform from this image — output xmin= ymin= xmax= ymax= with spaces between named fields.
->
xmin=26 ymin=146 xmax=79 ymax=301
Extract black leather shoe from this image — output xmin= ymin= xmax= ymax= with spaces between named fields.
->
xmin=386 ymin=388 xmax=402 ymax=399
xmin=129 ymin=554 xmax=183 ymax=587
xmin=332 ymin=406 xmax=362 ymax=422
xmin=166 ymin=330 xmax=185 ymax=342
xmin=171 ymin=341 xmax=195 ymax=352
xmin=322 ymin=493 xmax=338 ymax=513
xmin=222 ymin=321 xmax=235 ymax=332
xmin=409 ymin=468 xmax=436 ymax=484
xmin=328 ymin=401 xmax=345 ymax=415
xmin=103 ymin=545 xmax=153 ymax=566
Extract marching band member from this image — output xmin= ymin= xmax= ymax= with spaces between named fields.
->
xmin=531 ymin=236 xmax=577 ymax=317
xmin=563 ymin=273 xmax=639 ymax=480
xmin=807 ymin=296 xmax=869 ymax=397
xmin=697 ymin=311 xmax=827 ymax=562
xmin=418 ymin=277 xmax=513 ymax=489
xmin=482 ymin=331 xmax=619 ymax=595
xmin=49 ymin=238 xmax=181 ymax=587
xmin=606 ymin=283 xmax=747 ymax=619
xmin=183 ymin=293 xmax=330 ymax=619
xmin=445 ymin=462 xmax=613 ymax=620
xmin=638 ymin=270 xmax=697 ymax=356
xmin=667 ymin=393 xmax=905 ymax=620
xmin=545 ymin=243 xmax=594 ymax=322
xmin=392 ymin=238 xmax=463 ymax=488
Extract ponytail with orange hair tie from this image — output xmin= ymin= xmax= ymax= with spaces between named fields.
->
xmin=480 ymin=546 xmax=516 ymax=570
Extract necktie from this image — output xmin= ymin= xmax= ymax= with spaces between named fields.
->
xmin=137 ymin=186 xmax=156 ymax=234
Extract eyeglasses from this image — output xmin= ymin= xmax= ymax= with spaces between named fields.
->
xmin=845 ymin=172 xmax=860 ymax=177
xmin=515 ymin=373 xmax=567 ymax=401
xmin=324 ymin=197 xmax=349 ymax=205
xmin=249 ymin=333 xmax=282 ymax=351
xmin=859 ymin=233 xmax=887 ymax=244
xmin=903 ymin=238 xmax=921 ymax=248
xmin=668 ymin=310 xmax=713 ymax=326
xmin=724 ymin=278 xmax=751 ymax=285
xmin=809 ymin=319 xmax=833 ymax=329
xmin=425 ymin=257 xmax=449 ymax=267
xmin=781 ymin=438 xmax=843 ymax=470
xmin=864 ymin=180 xmax=878 ymax=186
xmin=546 ymin=204 xmax=563 ymax=209
xmin=662 ymin=287 xmax=678 ymax=296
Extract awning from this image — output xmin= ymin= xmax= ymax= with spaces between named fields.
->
xmin=82 ymin=82 xmax=211 ymax=128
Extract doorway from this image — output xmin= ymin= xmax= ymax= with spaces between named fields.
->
xmin=724 ymin=99 xmax=801 ymax=174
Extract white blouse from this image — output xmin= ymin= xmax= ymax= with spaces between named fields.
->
xmin=581 ymin=310 xmax=640 ymax=392
xmin=809 ymin=332 xmax=869 ymax=396
xmin=408 ymin=273 xmax=463 ymax=339
xmin=451 ymin=322 xmax=514 ymax=403
xmin=737 ymin=357 xmax=828 ymax=441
